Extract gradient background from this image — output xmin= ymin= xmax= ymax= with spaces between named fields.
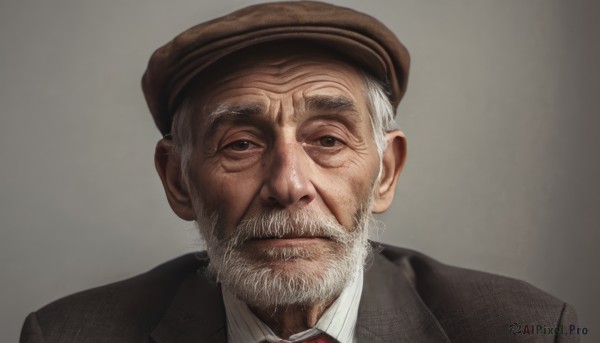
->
xmin=1 ymin=0 xmax=598 ymax=341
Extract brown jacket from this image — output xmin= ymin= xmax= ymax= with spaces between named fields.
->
xmin=20 ymin=244 xmax=578 ymax=342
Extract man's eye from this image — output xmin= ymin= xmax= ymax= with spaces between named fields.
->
xmin=318 ymin=136 xmax=341 ymax=147
xmin=226 ymin=140 xmax=254 ymax=151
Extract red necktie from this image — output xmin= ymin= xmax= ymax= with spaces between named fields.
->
xmin=300 ymin=333 xmax=338 ymax=343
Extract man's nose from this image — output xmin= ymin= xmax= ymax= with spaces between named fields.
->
xmin=259 ymin=142 xmax=316 ymax=207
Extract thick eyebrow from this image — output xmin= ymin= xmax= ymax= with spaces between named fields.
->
xmin=305 ymin=95 xmax=359 ymax=114
xmin=202 ymin=102 xmax=267 ymax=137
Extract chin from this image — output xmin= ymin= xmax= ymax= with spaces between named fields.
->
xmin=211 ymin=245 xmax=353 ymax=308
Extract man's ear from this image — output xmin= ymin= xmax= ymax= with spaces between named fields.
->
xmin=154 ymin=139 xmax=196 ymax=221
xmin=371 ymin=130 xmax=407 ymax=213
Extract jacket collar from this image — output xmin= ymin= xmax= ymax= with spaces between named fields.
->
xmin=356 ymin=249 xmax=450 ymax=342
xmin=150 ymin=253 xmax=227 ymax=343
xmin=150 ymin=247 xmax=450 ymax=343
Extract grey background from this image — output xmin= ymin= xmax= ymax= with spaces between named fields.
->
xmin=1 ymin=0 xmax=598 ymax=341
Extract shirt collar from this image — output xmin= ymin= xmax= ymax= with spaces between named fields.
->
xmin=222 ymin=268 xmax=363 ymax=343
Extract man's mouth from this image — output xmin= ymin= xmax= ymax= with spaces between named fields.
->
xmin=246 ymin=236 xmax=329 ymax=248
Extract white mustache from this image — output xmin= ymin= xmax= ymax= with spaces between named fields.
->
xmin=226 ymin=209 xmax=355 ymax=248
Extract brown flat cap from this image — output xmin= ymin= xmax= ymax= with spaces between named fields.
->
xmin=142 ymin=1 xmax=410 ymax=135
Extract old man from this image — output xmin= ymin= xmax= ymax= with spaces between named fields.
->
xmin=21 ymin=2 xmax=577 ymax=342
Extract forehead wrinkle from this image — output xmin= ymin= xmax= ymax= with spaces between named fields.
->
xmin=198 ymin=55 xmax=367 ymax=130
xmin=246 ymin=78 xmax=352 ymax=96
xmin=212 ymin=63 xmax=302 ymax=85
xmin=254 ymin=67 xmax=357 ymax=89
xmin=211 ymin=77 xmax=357 ymax=106
xmin=306 ymin=82 xmax=359 ymax=100
xmin=216 ymin=60 xmax=358 ymax=90
xmin=234 ymin=57 xmax=344 ymax=76
xmin=239 ymin=73 xmax=360 ymax=100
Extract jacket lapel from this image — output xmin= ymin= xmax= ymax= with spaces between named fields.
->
xmin=357 ymin=252 xmax=451 ymax=343
xmin=150 ymin=256 xmax=227 ymax=343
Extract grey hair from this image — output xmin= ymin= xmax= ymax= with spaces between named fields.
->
xmin=360 ymin=72 xmax=398 ymax=157
xmin=169 ymin=72 xmax=397 ymax=184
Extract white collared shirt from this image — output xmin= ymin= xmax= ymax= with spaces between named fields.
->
xmin=222 ymin=269 xmax=363 ymax=343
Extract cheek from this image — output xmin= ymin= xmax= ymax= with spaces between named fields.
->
xmin=317 ymin=156 xmax=380 ymax=229
xmin=194 ymin=166 xmax=262 ymax=236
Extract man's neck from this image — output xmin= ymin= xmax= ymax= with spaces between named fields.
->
xmin=249 ymin=299 xmax=336 ymax=339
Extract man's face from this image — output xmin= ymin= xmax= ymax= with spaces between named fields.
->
xmin=175 ymin=45 xmax=385 ymax=307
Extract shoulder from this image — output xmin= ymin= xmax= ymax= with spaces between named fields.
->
xmin=21 ymin=252 xmax=211 ymax=342
xmin=372 ymin=243 xmax=579 ymax=342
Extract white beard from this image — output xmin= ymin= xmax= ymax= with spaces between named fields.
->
xmin=195 ymin=204 xmax=373 ymax=309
